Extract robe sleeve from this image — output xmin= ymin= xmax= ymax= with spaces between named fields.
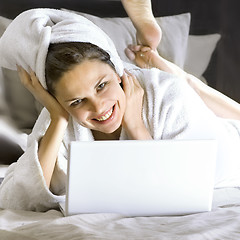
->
xmin=0 ymin=108 xmax=66 ymax=211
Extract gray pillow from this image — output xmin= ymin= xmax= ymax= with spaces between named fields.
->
xmin=2 ymin=68 xmax=39 ymax=132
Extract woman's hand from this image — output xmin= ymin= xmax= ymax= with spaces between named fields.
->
xmin=121 ymin=70 xmax=152 ymax=140
xmin=126 ymin=45 xmax=156 ymax=69
xmin=125 ymin=45 xmax=188 ymax=81
xmin=17 ymin=65 xmax=69 ymax=122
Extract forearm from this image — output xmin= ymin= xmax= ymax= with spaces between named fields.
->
xmin=155 ymin=55 xmax=187 ymax=80
xmin=187 ymin=74 xmax=240 ymax=120
xmin=158 ymin=58 xmax=240 ymax=120
xmin=38 ymin=118 xmax=68 ymax=188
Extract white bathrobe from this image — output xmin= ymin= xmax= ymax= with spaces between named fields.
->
xmin=0 ymin=9 xmax=240 ymax=212
xmin=1 ymin=64 xmax=240 ymax=211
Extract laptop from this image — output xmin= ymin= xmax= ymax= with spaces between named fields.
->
xmin=59 ymin=140 xmax=217 ymax=217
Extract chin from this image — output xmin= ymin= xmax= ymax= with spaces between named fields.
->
xmin=101 ymin=126 xmax=121 ymax=134
xmin=100 ymin=121 xmax=122 ymax=134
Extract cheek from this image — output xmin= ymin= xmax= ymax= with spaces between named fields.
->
xmin=108 ymin=82 xmax=124 ymax=99
xmin=68 ymin=108 xmax=88 ymax=123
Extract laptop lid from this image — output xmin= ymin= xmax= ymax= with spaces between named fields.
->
xmin=62 ymin=140 xmax=217 ymax=217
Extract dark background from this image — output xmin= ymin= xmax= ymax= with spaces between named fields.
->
xmin=0 ymin=0 xmax=240 ymax=102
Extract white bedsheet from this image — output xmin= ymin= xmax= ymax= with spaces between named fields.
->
xmin=0 ymin=188 xmax=240 ymax=240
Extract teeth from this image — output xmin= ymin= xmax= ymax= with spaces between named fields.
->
xmin=96 ymin=108 xmax=113 ymax=121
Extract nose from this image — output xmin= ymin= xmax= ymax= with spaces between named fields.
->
xmin=88 ymin=97 xmax=105 ymax=114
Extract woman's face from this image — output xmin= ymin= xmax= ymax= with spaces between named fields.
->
xmin=54 ymin=60 xmax=126 ymax=134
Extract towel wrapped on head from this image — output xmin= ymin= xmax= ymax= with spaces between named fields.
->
xmin=0 ymin=8 xmax=124 ymax=89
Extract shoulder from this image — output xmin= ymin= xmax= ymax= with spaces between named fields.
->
xmin=126 ymin=65 xmax=192 ymax=105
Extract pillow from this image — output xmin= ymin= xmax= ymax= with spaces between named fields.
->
xmin=0 ymin=16 xmax=39 ymax=132
xmin=2 ymin=68 xmax=39 ymax=132
xmin=62 ymin=10 xmax=191 ymax=68
xmin=184 ymin=34 xmax=221 ymax=78
xmin=0 ymin=16 xmax=12 ymax=115
xmin=0 ymin=68 xmax=9 ymax=115
xmin=0 ymin=16 xmax=11 ymax=36
xmin=155 ymin=13 xmax=190 ymax=68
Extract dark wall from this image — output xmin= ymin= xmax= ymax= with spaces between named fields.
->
xmin=153 ymin=0 xmax=240 ymax=102
xmin=0 ymin=0 xmax=126 ymax=19
xmin=0 ymin=0 xmax=240 ymax=102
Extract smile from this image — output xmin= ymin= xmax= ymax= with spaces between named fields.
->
xmin=95 ymin=106 xmax=114 ymax=122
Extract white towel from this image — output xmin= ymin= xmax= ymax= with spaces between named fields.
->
xmin=0 ymin=8 xmax=124 ymax=89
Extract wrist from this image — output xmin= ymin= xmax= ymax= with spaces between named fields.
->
xmin=50 ymin=111 xmax=69 ymax=124
xmin=50 ymin=116 xmax=69 ymax=132
xmin=186 ymin=74 xmax=207 ymax=97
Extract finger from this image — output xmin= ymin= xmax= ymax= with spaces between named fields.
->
xmin=29 ymin=68 xmax=39 ymax=85
xmin=125 ymin=70 xmax=143 ymax=90
xmin=122 ymin=70 xmax=135 ymax=94
xmin=29 ymin=68 xmax=46 ymax=90
xmin=124 ymin=70 xmax=141 ymax=91
xmin=124 ymin=48 xmax=135 ymax=61
xmin=124 ymin=69 xmax=136 ymax=80
xmin=16 ymin=65 xmax=26 ymax=76
xmin=121 ymin=72 xmax=129 ymax=92
xmin=138 ymin=52 xmax=145 ymax=58
xmin=141 ymin=46 xmax=151 ymax=52
xmin=17 ymin=66 xmax=31 ymax=85
xmin=127 ymin=44 xmax=141 ymax=52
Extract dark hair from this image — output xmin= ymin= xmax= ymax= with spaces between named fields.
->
xmin=45 ymin=42 xmax=116 ymax=95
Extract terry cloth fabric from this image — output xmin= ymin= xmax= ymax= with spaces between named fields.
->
xmin=0 ymin=8 xmax=124 ymax=89
xmin=1 ymin=63 xmax=240 ymax=211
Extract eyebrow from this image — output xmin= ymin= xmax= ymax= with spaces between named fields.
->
xmin=65 ymin=97 xmax=81 ymax=103
xmin=64 ymin=76 xmax=106 ymax=103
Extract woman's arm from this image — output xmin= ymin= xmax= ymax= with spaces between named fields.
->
xmin=37 ymin=118 xmax=68 ymax=188
xmin=129 ymin=46 xmax=240 ymax=120
xmin=186 ymin=74 xmax=240 ymax=120
xmin=17 ymin=66 xmax=69 ymax=188
xmin=121 ymin=70 xmax=152 ymax=140
xmin=0 ymin=108 xmax=66 ymax=211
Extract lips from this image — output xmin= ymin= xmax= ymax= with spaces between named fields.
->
xmin=94 ymin=105 xmax=114 ymax=122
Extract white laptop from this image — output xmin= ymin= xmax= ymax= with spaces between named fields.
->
xmin=59 ymin=140 xmax=217 ymax=217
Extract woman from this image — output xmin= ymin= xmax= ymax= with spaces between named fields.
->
xmin=0 ymin=9 xmax=240 ymax=211
xmin=17 ymin=42 xmax=152 ymax=190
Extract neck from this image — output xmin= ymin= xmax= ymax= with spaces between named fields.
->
xmin=92 ymin=126 xmax=122 ymax=141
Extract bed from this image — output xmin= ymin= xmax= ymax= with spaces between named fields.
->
xmin=0 ymin=0 xmax=240 ymax=239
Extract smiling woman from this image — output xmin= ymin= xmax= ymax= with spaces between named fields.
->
xmin=47 ymin=42 xmax=126 ymax=136
xmin=1 ymin=8 xmax=240 ymax=212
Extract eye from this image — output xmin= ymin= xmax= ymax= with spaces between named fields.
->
xmin=97 ymin=81 xmax=108 ymax=91
xmin=70 ymin=99 xmax=83 ymax=107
